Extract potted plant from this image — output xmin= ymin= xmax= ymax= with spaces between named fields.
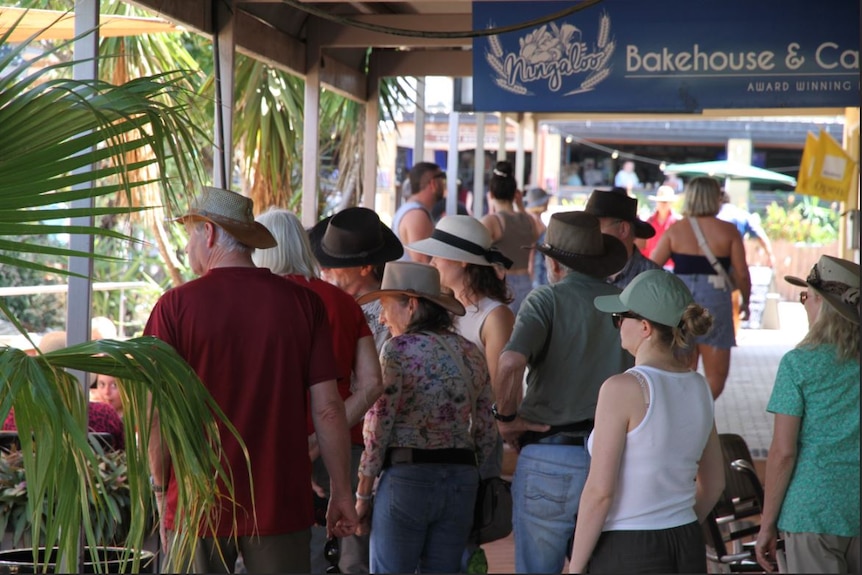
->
xmin=0 ymin=15 xmax=250 ymax=574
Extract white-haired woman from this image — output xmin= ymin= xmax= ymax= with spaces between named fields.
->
xmin=253 ymin=208 xmax=384 ymax=573
xmin=755 ymin=256 xmax=860 ymax=574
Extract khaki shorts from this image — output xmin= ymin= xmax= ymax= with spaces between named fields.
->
xmin=782 ymin=531 xmax=860 ymax=574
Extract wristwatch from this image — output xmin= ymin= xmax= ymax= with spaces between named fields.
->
xmin=492 ymin=403 xmax=517 ymax=422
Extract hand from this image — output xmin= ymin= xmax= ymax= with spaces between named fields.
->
xmin=497 ymin=416 xmax=550 ymax=450
xmin=311 ymin=477 xmax=327 ymax=499
xmin=355 ymin=498 xmax=373 ymax=536
xmin=326 ymin=493 xmax=359 ymax=539
xmin=754 ymin=523 xmax=779 ymax=572
xmin=740 ymin=302 xmax=751 ymax=322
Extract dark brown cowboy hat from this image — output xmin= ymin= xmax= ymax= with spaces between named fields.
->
xmin=356 ymin=261 xmax=465 ymax=316
xmin=533 ymin=211 xmax=627 ymax=278
xmin=173 ymin=187 xmax=276 ymax=249
xmin=308 ymin=207 xmax=403 ymax=268
xmin=585 ymin=187 xmax=656 ymax=239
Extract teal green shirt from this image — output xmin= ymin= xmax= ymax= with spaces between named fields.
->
xmin=504 ymin=271 xmax=632 ymax=425
xmin=767 ymin=345 xmax=860 ymax=537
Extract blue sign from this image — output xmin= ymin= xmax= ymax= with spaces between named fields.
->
xmin=472 ymin=1 xmax=860 ymax=112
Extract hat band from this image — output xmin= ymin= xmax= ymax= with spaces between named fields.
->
xmin=807 ymin=265 xmax=859 ymax=305
xmin=321 ymin=238 xmax=385 ymax=260
xmin=540 ymin=242 xmax=602 ymax=259
xmin=431 ymin=229 xmax=513 ymax=269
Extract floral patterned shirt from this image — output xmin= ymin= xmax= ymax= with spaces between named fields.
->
xmin=359 ymin=331 xmax=496 ymax=478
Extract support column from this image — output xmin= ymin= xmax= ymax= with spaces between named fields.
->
xmin=497 ymin=113 xmax=507 ymax=163
xmin=414 ymin=77 xmax=426 ymax=165
xmin=67 ymin=0 xmax=98 ymax=359
xmin=302 ymin=21 xmax=322 ymax=227
xmin=726 ymin=138 xmax=752 ymax=208
xmin=446 ymin=112 xmax=460 ymax=217
xmin=515 ymin=113 xmax=526 ymax=190
xmin=841 ymin=107 xmax=860 ymax=261
xmin=212 ymin=0 xmax=235 ymax=190
xmin=474 ymin=113 xmax=486 ymax=216
xmin=364 ymin=69 xmax=380 ymax=211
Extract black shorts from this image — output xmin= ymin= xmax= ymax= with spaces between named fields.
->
xmin=588 ymin=520 xmax=706 ymax=573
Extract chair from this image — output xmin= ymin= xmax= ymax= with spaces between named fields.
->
xmin=702 ymin=434 xmax=780 ymax=573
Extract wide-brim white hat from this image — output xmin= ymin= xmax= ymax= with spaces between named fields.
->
xmin=648 ymin=185 xmax=679 ymax=202
xmin=408 ymin=215 xmax=512 ymax=268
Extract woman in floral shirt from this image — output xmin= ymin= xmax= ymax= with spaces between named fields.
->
xmin=355 ymin=261 xmax=496 ymax=573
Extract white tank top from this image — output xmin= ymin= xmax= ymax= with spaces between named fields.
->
xmin=453 ymin=296 xmax=504 ymax=355
xmin=587 ymin=365 xmax=714 ymax=530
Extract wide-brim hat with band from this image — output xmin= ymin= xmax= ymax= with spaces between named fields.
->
xmin=308 ymin=207 xmax=403 ymax=268
xmin=532 ymin=211 xmax=627 ymax=279
xmin=407 ymin=215 xmax=512 ymax=269
xmin=648 ymin=185 xmax=679 ymax=203
xmin=585 ymin=187 xmax=656 ymax=239
xmin=174 ymin=186 xmax=276 ymax=249
xmin=594 ymin=269 xmax=694 ymax=328
xmin=356 ymin=261 xmax=466 ymax=316
xmin=785 ymin=255 xmax=860 ymax=324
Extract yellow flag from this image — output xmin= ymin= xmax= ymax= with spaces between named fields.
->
xmin=800 ymin=129 xmax=857 ymax=202
xmin=795 ymin=132 xmax=818 ymax=195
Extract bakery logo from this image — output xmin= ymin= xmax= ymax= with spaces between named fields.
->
xmin=485 ymin=11 xmax=614 ymax=96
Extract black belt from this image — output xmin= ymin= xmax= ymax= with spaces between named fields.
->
xmin=383 ymin=447 xmax=476 ymax=468
xmin=518 ymin=420 xmax=594 ymax=449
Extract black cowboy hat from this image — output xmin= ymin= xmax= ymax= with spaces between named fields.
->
xmin=584 ymin=187 xmax=656 ymax=239
xmin=533 ymin=211 xmax=627 ymax=279
xmin=308 ymin=207 xmax=403 ymax=268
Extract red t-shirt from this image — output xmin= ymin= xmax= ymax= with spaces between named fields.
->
xmin=644 ymin=211 xmax=680 ymax=267
xmin=144 ymin=267 xmax=336 ymax=537
xmin=286 ymin=276 xmax=372 ymax=446
xmin=3 ymin=402 xmax=124 ymax=450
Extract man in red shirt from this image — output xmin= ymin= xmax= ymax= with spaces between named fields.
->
xmin=145 ymin=187 xmax=356 ymax=573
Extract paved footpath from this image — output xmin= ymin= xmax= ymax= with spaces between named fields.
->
xmin=713 ymin=302 xmax=809 ymax=459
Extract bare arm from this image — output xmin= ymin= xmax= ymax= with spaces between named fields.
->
xmin=480 ymin=305 xmax=516 ymax=401
xmin=494 ymin=350 xmax=549 ymax=446
xmin=147 ymin=398 xmax=171 ymax=548
xmin=310 ymin=379 xmax=358 ymax=538
xmin=693 ymin=424 xmax=725 ymax=523
xmin=400 ymin=210 xmax=433 ymax=263
xmin=755 ymin=414 xmax=800 ymax=572
xmin=569 ymin=376 xmax=633 ymax=573
xmin=343 ymin=336 xmax=384 ymax=429
xmin=728 ymin=228 xmax=752 ymax=318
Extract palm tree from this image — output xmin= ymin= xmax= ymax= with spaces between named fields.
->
xmin=0 ymin=18 xmax=247 ymax=574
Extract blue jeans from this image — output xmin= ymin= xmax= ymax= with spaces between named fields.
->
xmin=370 ymin=463 xmax=479 ymax=573
xmin=512 ymin=444 xmax=590 ymax=574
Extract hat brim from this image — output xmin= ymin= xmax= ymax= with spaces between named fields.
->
xmin=308 ymin=216 xmax=403 ymax=268
xmin=648 ymin=194 xmax=678 ymax=202
xmin=533 ymin=234 xmax=628 ymax=279
xmin=785 ymin=274 xmax=860 ymax=324
xmin=633 ymin=220 xmax=656 ymax=239
xmin=593 ymin=293 xmax=627 ymax=314
xmin=407 ymin=237 xmax=493 ymax=267
xmin=176 ymin=213 xmax=277 ymax=249
xmin=356 ymin=289 xmax=466 ymax=316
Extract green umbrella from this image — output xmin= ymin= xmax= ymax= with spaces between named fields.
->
xmin=663 ymin=160 xmax=797 ymax=186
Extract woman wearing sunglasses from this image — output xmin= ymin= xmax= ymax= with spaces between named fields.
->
xmin=568 ymin=269 xmax=726 ymax=573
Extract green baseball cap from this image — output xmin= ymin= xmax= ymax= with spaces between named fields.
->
xmin=594 ymin=269 xmax=694 ymax=327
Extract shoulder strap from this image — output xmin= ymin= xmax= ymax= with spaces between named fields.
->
xmin=626 ymin=367 xmax=651 ymax=406
xmin=689 ymin=218 xmax=734 ymax=291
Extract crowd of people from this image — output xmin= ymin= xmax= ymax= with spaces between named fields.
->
xmin=37 ymin=173 xmax=856 ymax=574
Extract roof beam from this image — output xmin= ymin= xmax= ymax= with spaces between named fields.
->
xmin=320 ymin=54 xmax=367 ymax=102
xmin=234 ymin=9 xmax=306 ymax=75
xmin=318 ymin=14 xmax=470 ymax=48
xmin=373 ymin=49 xmax=471 ymax=77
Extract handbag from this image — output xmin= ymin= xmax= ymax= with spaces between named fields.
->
xmin=689 ymin=217 xmax=736 ymax=292
xmin=423 ymin=331 xmax=514 ymax=545
xmin=470 ymin=476 xmax=513 ymax=544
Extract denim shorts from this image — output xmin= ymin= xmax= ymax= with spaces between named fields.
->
xmin=676 ymin=273 xmax=735 ymax=349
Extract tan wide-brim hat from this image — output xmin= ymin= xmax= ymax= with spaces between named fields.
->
xmin=408 ymin=215 xmax=512 ymax=268
xmin=533 ymin=211 xmax=627 ymax=279
xmin=356 ymin=261 xmax=466 ymax=316
xmin=785 ymin=255 xmax=860 ymax=324
xmin=173 ymin=187 xmax=276 ymax=249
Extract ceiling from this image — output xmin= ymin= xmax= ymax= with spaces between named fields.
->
xmin=129 ymin=0 xmax=478 ymax=102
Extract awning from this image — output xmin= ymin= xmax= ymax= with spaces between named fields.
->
xmin=0 ymin=7 xmax=178 ymax=43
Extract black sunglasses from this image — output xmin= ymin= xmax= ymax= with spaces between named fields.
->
xmin=325 ymin=537 xmax=341 ymax=574
xmin=611 ymin=311 xmax=643 ymax=329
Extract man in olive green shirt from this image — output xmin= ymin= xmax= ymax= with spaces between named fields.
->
xmin=494 ymin=211 xmax=631 ymax=574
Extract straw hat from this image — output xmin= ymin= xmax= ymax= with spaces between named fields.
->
xmin=594 ymin=269 xmax=694 ymax=327
xmin=174 ymin=187 xmax=276 ymax=249
xmin=648 ymin=185 xmax=679 ymax=203
xmin=356 ymin=261 xmax=466 ymax=316
xmin=785 ymin=255 xmax=860 ymax=324
xmin=309 ymin=207 xmax=403 ymax=268
xmin=407 ymin=215 xmax=512 ymax=268
xmin=584 ymin=187 xmax=656 ymax=239
xmin=533 ymin=211 xmax=627 ymax=278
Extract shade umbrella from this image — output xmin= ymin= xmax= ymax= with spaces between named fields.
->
xmin=663 ymin=160 xmax=797 ymax=186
